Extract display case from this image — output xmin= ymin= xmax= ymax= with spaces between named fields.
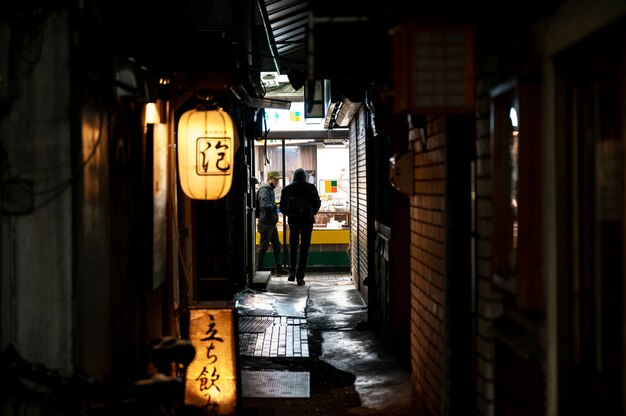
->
xmin=314 ymin=211 xmax=349 ymax=228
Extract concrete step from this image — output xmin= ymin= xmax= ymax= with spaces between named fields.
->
xmin=251 ymin=270 xmax=271 ymax=290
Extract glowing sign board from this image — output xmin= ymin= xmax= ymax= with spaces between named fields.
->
xmin=186 ymin=307 xmax=238 ymax=415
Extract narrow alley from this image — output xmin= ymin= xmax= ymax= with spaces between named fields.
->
xmin=4 ymin=1 xmax=626 ymax=415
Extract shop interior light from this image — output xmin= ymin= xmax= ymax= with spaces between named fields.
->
xmin=323 ymin=139 xmax=347 ymax=148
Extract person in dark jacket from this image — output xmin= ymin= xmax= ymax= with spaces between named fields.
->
xmin=279 ymin=168 xmax=321 ymax=285
xmin=257 ymin=171 xmax=288 ymax=275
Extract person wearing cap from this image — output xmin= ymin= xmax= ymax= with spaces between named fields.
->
xmin=279 ymin=168 xmax=321 ymax=285
xmin=256 ymin=170 xmax=288 ymax=275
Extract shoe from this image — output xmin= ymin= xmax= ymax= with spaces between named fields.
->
xmin=274 ymin=266 xmax=289 ymax=275
xmin=288 ymin=274 xmax=296 ymax=282
xmin=296 ymin=278 xmax=305 ymax=286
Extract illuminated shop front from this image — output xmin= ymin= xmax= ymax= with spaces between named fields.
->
xmin=254 ymin=102 xmax=350 ymax=268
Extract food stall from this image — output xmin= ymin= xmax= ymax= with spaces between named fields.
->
xmin=254 ymin=124 xmax=350 ymax=268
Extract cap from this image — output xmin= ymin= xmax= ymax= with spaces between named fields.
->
xmin=267 ymin=171 xmax=282 ymax=180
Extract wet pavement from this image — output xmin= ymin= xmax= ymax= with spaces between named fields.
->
xmin=235 ymin=272 xmax=413 ymax=415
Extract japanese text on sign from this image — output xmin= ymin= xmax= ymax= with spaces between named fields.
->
xmin=196 ymin=137 xmax=231 ymax=175
xmin=187 ymin=308 xmax=237 ymax=416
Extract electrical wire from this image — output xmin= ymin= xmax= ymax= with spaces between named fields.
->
xmin=33 ymin=109 xmax=105 ymax=210
xmin=1 ymin=5 xmax=103 ymax=212
xmin=168 ymin=143 xmax=192 ymax=312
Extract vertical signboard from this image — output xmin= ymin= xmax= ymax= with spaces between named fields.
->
xmin=186 ymin=307 xmax=238 ymax=415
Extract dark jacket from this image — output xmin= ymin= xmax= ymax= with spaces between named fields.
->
xmin=257 ymin=183 xmax=279 ymax=225
xmin=279 ymin=169 xmax=321 ymax=224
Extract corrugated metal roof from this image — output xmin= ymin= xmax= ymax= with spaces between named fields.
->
xmin=258 ymin=0 xmax=309 ymax=74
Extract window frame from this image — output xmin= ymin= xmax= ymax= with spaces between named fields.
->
xmin=490 ymin=78 xmax=543 ymax=312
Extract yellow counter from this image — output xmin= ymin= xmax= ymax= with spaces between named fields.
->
xmin=256 ymin=228 xmax=350 ymax=244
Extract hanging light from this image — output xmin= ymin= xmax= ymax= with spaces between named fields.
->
xmin=177 ymin=100 xmax=235 ymax=200
xmin=144 ymin=102 xmax=161 ymax=125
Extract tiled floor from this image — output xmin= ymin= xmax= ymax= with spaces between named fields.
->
xmin=239 ymin=316 xmax=309 ymax=357
xmin=238 ymin=273 xmax=350 ymax=400
xmin=238 ymin=272 xmax=412 ymax=412
xmin=238 ymin=272 xmax=352 ymax=358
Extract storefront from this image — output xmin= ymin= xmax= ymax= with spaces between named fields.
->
xmin=254 ymin=101 xmax=350 ymax=268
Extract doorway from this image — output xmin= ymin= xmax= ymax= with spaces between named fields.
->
xmin=559 ymin=23 xmax=626 ymax=415
xmin=252 ymin=138 xmax=351 ymax=271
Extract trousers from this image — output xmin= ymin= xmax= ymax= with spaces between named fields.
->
xmin=288 ymin=219 xmax=313 ymax=279
xmin=257 ymin=222 xmax=281 ymax=269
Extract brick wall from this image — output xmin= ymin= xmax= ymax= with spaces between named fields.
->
xmin=410 ymin=116 xmax=447 ymax=415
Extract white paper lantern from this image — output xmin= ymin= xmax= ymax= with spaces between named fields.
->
xmin=177 ymin=107 xmax=235 ymax=200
